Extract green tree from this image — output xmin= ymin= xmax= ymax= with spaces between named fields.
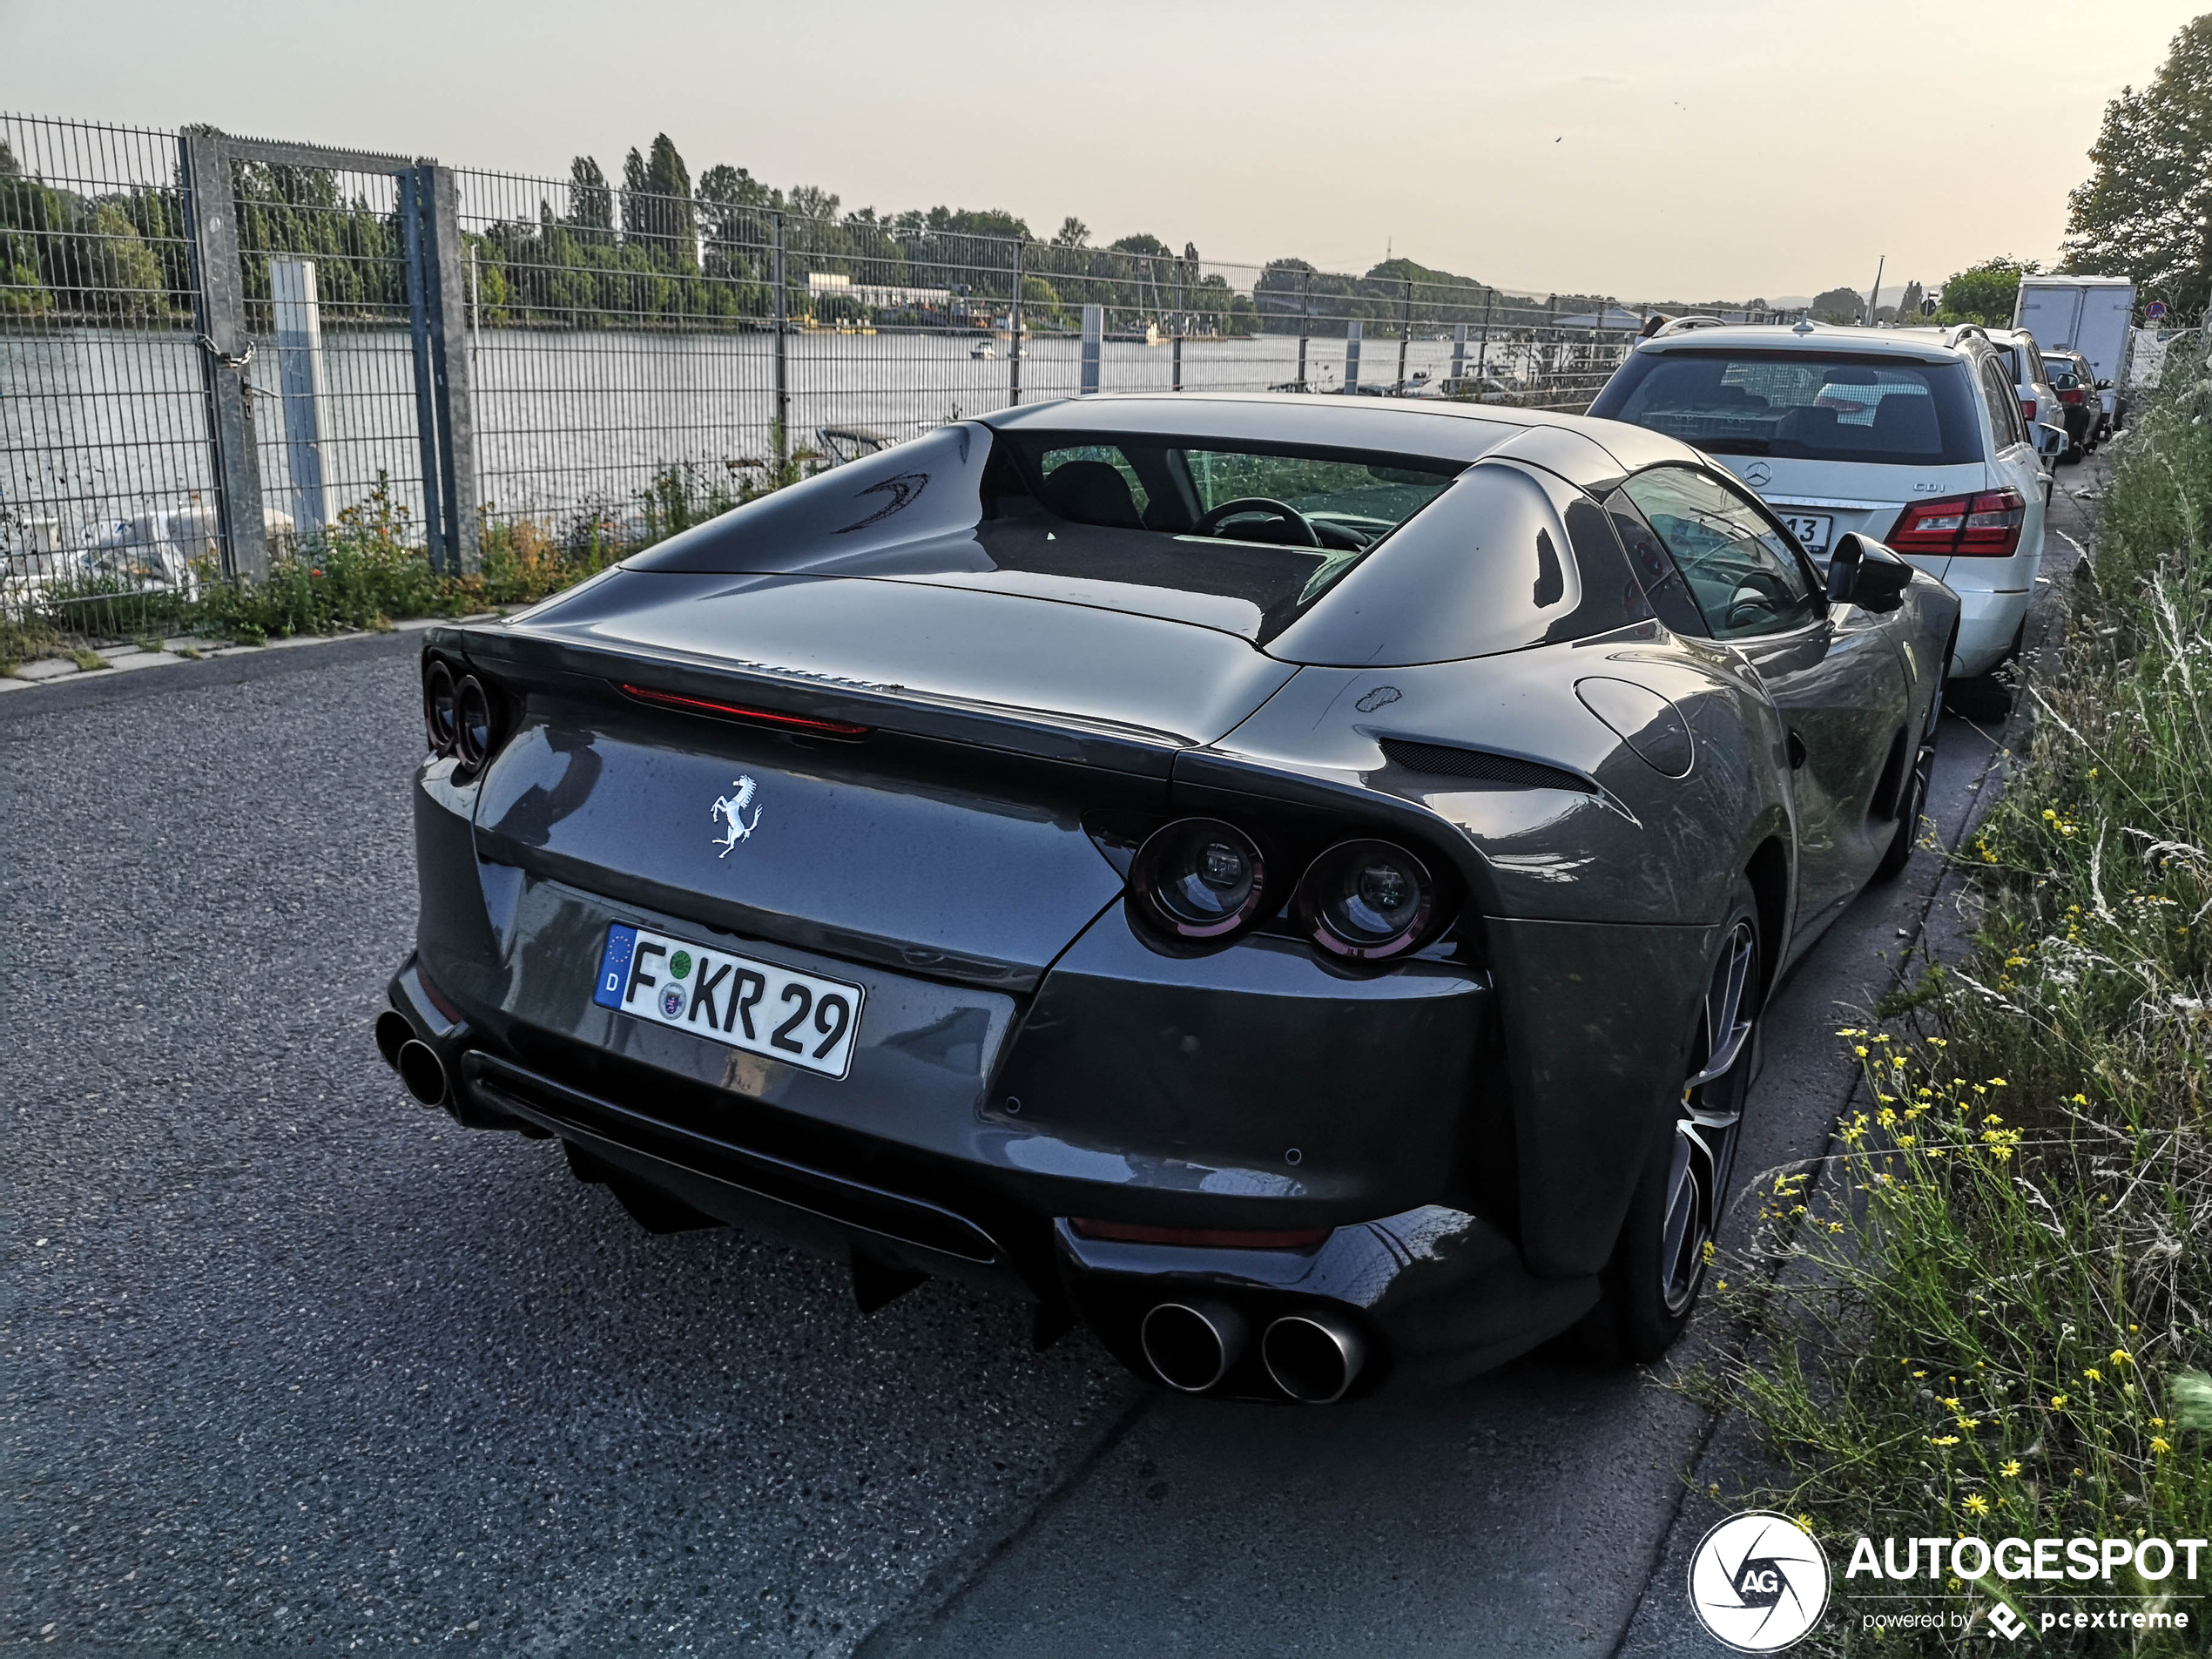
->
xmin=1937 ymin=257 xmax=2040 ymax=325
xmin=1810 ymin=284 xmax=1866 ymax=323
xmin=2062 ymin=13 xmax=2211 ymax=314
xmin=76 ymin=202 xmax=165 ymax=320
xmin=567 ymin=157 xmax=612 ymax=242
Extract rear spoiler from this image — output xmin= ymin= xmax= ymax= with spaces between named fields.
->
xmin=428 ymin=621 xmax=1197 ymax=780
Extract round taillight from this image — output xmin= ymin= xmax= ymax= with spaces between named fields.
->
xmin=422 ymin=660 xmax=456 ymax=756
xmin=1296 ymin=840 xmax=1438 ymax=961
xmin=454 ymin=674 xmax=494 ymax=772
xmin=1130 ymin=818 xmax=1269 ymax=942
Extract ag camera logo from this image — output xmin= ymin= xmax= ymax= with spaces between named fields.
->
xmin=1689 ymin=1512 xmax=1831 ymax=1651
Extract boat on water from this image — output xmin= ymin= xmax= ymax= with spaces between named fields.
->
xmin=970 ymin=340 xmax=996 ymax=360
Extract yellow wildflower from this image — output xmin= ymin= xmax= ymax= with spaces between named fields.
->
xmin=1963 ymin=1494 xmax=1990 ymax=1517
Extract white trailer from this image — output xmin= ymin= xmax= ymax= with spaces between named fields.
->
xmin=2013 ymin=276 xmax=2135 ymax=435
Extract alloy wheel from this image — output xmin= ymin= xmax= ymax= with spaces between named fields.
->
xmin=1658 ymin=919 xmax=1757 ymax=1315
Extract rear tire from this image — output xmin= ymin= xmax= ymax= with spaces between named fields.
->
xmin=1580 ymin=880 xmax=1763 ymax=1364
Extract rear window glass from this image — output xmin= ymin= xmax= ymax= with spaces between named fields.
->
xmin=996 ymin=434 xmax=1460 ymax=637
xmin=1589 ymin=349 xmax=1984 ymax=467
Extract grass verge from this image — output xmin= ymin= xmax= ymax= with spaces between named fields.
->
xmin=5 ymin=446 xmax=825 ymax=673
xmin=1702 ymin=334 xmax=2212 ymax=1654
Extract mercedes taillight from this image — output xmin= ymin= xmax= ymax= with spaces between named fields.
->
xmin=1887 ymin=489 xmax=2026 ymax=559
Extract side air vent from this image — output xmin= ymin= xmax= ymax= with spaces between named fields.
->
xmin=1379 ymin=738 xmax=1594 ymax=794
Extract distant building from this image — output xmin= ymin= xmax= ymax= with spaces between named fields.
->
xmin=806 ymin=272 xmax=952 ymax=309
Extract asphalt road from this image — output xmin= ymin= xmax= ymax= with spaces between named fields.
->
xmin=3 ymin=474 xmax=2087 ymax=1655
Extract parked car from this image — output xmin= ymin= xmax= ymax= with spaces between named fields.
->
xmin=1588 ymin=318 xmax=2061 ymax=680
xmin=1987 ymin=329 xmax=2073 ymax=466
xmin=378 ymin=393 xmax=1956 ymax=1399
xmin=2013 ymin=274 xmax=2134 ymax=440
xmin=2039 ymin=347 xmax=2099 ymax=461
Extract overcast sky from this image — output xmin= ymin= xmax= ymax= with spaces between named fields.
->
xmin=4 ymin=0 xmax=2201 ymax=301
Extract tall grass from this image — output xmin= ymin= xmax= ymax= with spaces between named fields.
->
xmin=1708 ymin=334 xmax=2212 ymax=1653
xmin=5 ymin=439 xmax=826 ymax=666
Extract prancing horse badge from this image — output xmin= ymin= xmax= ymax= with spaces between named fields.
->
xmin=711 ymin=776 xmax=764 ymax=855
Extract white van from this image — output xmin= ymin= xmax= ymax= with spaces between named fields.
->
xmin=2014 ymin=275 xmax=2135 ymax=436
xmin=1587 ymin=320 xmax=2065 ymax=679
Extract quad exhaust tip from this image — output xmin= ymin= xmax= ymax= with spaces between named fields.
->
xmin=1262 ymin=1312 xmax=1366 ymax=1405
xmin=395 ymin=1038 xmax=450 ymax=1108
xmin=378 ymin=1008 xmax=451 ymax=1108
xmin=374 ymin=1009 xmax=413 ymax=1070
xmin=1139 ymin=1301 xmax=1246 ymax=1393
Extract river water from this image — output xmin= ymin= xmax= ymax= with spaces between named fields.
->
xmin=3 ymin=323 xmax=1574 ymax=550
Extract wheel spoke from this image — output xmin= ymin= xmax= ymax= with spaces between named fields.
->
xmin=1661 ymin=918 xmax=1758 ymax=1314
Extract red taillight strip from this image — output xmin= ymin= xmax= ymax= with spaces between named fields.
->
xmin=619 ymin=683 xmax=871 ymax=737
xmin=1886 ymin=488 xmax=2025 ymax=558
xmin=1069 ymin=1217 xmax=1332 ymax=1250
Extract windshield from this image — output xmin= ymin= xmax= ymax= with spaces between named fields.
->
xmin=989 ymin=434 xmax=1462 ymax=637
xmin=1590 ymin=349 xmax=1984 ymax=467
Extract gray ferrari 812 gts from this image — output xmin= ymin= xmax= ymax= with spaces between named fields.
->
xmin=379 ymin=393 xmax=1956 ymax=1402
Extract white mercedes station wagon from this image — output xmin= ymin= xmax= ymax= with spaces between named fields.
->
xmin=1588 ymin=320 xmax=2065 ymax=679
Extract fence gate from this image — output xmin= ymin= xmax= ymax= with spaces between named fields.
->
xmin=179 ymin=126 xmax=476 ymax=579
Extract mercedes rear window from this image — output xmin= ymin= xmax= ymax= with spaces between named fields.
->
xmin=1589 ymin=350 xmax=1984 ymax=467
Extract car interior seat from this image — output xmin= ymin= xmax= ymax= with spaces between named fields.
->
xmin=1870 ymin=394 xmax=1939 ymax=452
xmin=1042 ymin=461 xmax=1144 ymax=529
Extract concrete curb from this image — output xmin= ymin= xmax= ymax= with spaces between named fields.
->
xmin=0 ymin=613 xmax=502 ymax=695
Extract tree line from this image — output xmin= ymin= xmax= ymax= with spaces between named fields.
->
xmin=0 ymin=128 xmax=1714 ymax=338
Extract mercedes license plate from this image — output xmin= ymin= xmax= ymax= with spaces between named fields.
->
xmin=1779 ymin=513 xmax=1833 ymax=553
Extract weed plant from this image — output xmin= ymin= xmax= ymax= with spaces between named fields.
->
xmin=4 ymin=436 xmax=824 ymax=671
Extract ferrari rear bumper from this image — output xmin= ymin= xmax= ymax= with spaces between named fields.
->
xmin=381 ymin=953 xmax=1599 ymax=1397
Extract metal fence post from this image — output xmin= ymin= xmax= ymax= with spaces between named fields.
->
xmin=399 ymin=166 xmax=448 ymax=567
xmin=1171 ymin=256 xmax=1184 ymax=393
xmin=1008 ymin=237 xmax=1023 ymax=407
xmin=772 ymin=211 xmax=788 ymax=472
xmin=1298 ymin=268 xmax=1311 ymax=389
xmin=1345 ymin=319 xmax=1362 ymax=395
xmin=1398 ymin=277 xmax=1411 ymax=392
xmin=180 ymin=127 xmax=267 ymax=581
xmin=269 ymin=259 xmax=328 ymax=537
xmin=1450 ymin=321 xmax=1468 ymax=388
xmin=424 ymin=165 xmax=479 ymax=571
xmin=1476 ymin=290 xmax=1494 ymax=382
xmin=1081 ymin=304 xmax=1102 ymax=395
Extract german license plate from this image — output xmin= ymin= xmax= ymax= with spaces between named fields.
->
xmin=1779 ymin=513 xmax=1833 ymax=553
xmin=591 ymin=923 xmax=864 ymax=1080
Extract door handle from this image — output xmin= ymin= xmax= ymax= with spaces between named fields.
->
xmin=1786 ymin=731 xmax=1809 ymax=771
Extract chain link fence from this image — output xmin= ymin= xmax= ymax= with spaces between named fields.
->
xmin=4 ymin=111 xmax=1813 ymax=638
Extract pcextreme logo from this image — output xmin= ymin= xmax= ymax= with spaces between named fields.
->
xmin=1689 ymin=1512 xmax=1831 ymax=1651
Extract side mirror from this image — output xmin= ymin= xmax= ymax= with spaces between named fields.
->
xmin=2033 ymin=421 xmax=2068 ymax=458
xmin=1824 ymin=532 xmax=1912 ymax=614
